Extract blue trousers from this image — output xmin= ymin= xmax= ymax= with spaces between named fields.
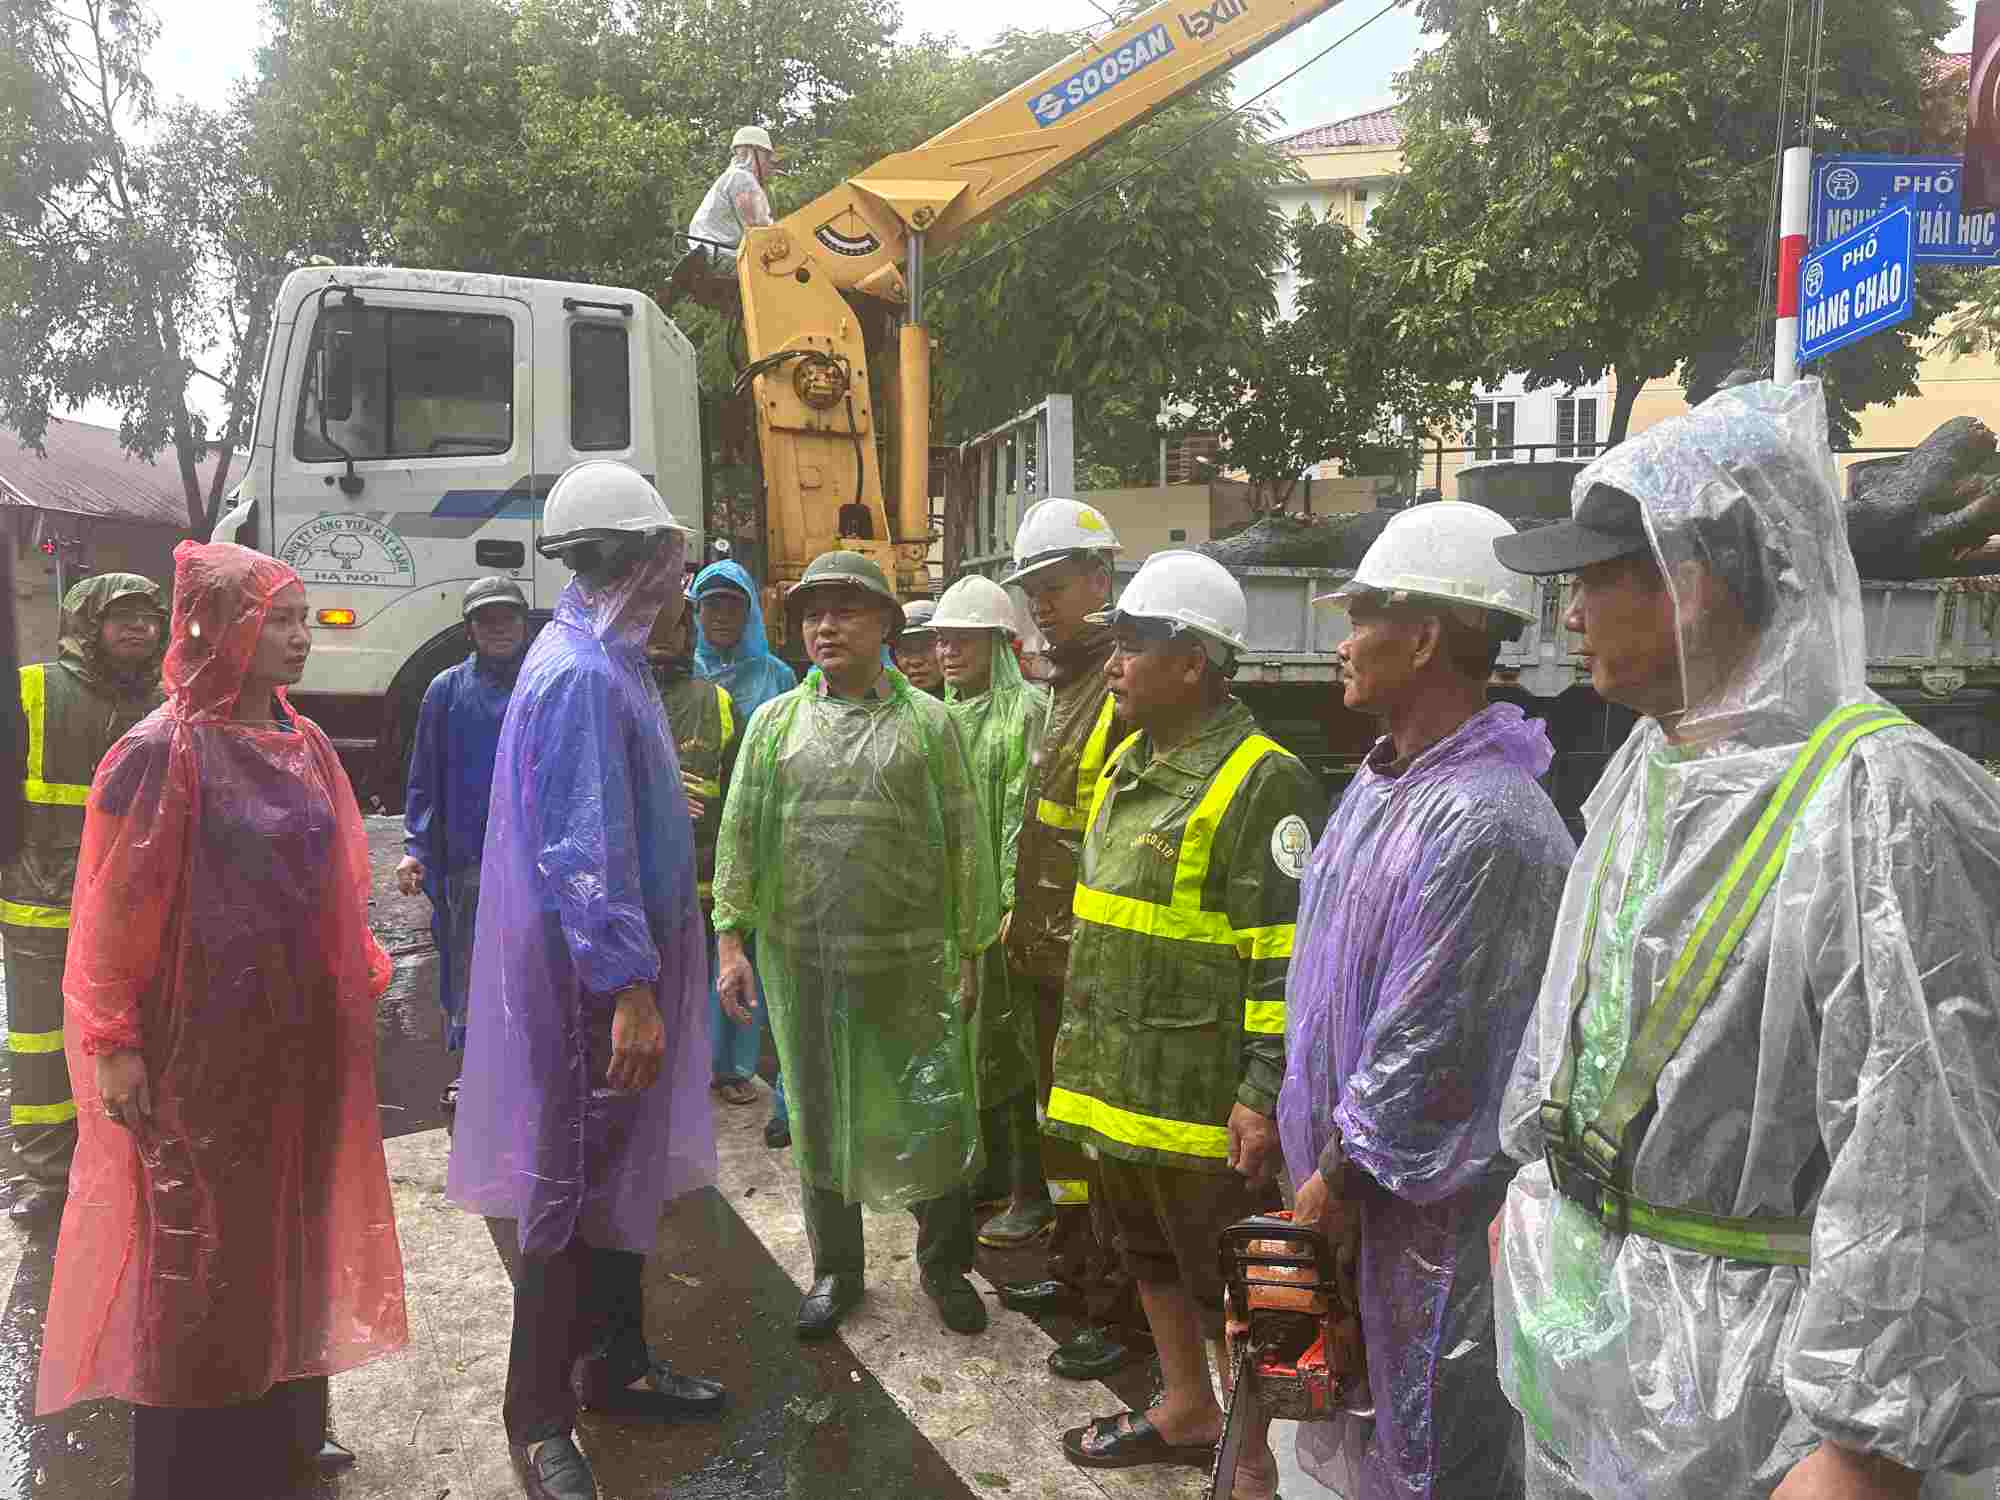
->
xmin=706 ymin=926 xmax=786 ymax=1124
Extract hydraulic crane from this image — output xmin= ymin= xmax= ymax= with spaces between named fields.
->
xmin=731 ymin=0 xmax=1350 ymax=619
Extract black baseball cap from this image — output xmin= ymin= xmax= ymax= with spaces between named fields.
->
xmin=1492 ymin=484 xmax=1653 ymax=576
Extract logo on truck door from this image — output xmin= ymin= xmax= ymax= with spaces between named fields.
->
xmin=280 ymin=514 xmax=417 ymax=587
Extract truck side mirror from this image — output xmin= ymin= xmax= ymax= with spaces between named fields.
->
xmin=319 ymin=315 xmax=355 ymax=424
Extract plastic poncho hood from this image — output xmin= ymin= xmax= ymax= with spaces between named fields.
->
xmin=1280 ymin=704 xmax=1573 ymax=1500
xmin=57 ymin=571 xmax=165 ymax=692
xmin=39 ymin=541 xmax=406 ymax=1414
xmin=1494 ymin=379 xmax=2000 ymax=1490
xmin=446 ymin=534 xmax=717 ymax=1257
xmin=691 ymin=559 xmax=797 ymax=717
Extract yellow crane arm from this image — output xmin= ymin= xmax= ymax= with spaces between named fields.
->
xmin=735 ymin=0 xmax=1348 ymax=623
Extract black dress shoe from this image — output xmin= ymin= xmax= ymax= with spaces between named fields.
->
xmin=764 ymin=1116 xmax=791 ymax=1149
xmin=1049 ymin=1326 xmax=1143 ymax=1380
xmin=574 ymin=1355 xmax=726 ymax=1419
xmin=795 ymin=1273 xmax=862 ymax=1339
xmin=922 ymin=1273 xmax=989 ymax=1335
xmin=9 ymin=1185 xmax=63 ymax=1228
xmin=510 ymin=1433 xmax=598 ymax=1500
xmin=996 ymin=1279 xmax=1080 ymax=1314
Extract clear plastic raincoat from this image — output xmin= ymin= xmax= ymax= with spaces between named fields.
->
xmin=1280 ymin=703 xmax=1574 ymax=1500
xmin=39 ymin=542 xmax=406 ymax=1414
xmin=712 ymin=665 xmax=1000 ymax=1208
xmin=1495 ymin=379 xmax=2000 ymax=1495
xmin=445 ymin=534 xmax=715 ymax=1257
xmin=691 ymin=559 xmax=797 ymax=718
xmin=945 ymin=641 xmax=1049 ymax=1109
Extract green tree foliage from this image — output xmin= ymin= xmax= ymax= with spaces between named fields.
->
xmin=1376 ymin=0 xmax=1962 ymax=446
xmin=1170 ymin=215 xmax=1480 ymax=510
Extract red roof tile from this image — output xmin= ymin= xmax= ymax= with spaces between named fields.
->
xmin=0 ymin=420 xmax=239 ymax=531
xmin=1275 ymin=106 xmax=1403 ymax=153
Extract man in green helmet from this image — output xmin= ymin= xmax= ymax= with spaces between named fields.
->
xmin=4 ymin=573 xmax=166 ymax=1225
xmin=714 ymin=550 xmax=1000 ymax=1340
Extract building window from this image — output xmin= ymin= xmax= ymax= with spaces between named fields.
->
xmin=1471 ymin=400 xmax=1517 ymax=462
xmin=1556 ymin=396 xmax=1599 ymax=459
xmin=571 ymin=321 xmax=631 ymax=451
xmin=296 ymin=306 xmax=513 ymax=461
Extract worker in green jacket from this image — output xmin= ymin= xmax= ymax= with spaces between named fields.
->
xmin=1048 ymin=550 xmax=1325 ymax=1500
xmin=5 ymin=573 xmax=166 ymax=1226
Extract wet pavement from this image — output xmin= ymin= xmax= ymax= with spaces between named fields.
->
xmin=0 ymin=818 xmax=1317 ymax=1499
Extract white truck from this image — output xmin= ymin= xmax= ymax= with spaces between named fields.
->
xmin=214 ymin=266 xmax=704 ymax=804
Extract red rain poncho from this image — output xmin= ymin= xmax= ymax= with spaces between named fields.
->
xmin=37 ymin=541 xmax=407 ymax=1415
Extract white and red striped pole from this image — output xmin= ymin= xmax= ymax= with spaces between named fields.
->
xmin=1774 ymin=145 xmax=1812 ymax=384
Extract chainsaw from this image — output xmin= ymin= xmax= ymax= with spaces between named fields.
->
xmin=1206 ymin=1211 xmax=1369 ymax=1500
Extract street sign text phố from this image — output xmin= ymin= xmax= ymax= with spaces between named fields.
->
xmin=1812 ymin=154 xmax=2000 ymax=263
xmin=1799 ymin=204 xmax=1915 ymax=363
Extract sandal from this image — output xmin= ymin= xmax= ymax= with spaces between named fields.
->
xmin=1061 ymin=1411 xmax=1215 ymax=1470
xmin=718 ymin=1079 xmax=759 ymax=1106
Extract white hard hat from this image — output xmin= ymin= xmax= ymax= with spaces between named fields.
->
xmin=931 ymin=575 xmax=1018 ymax=633
xmin=537 ymin=460 xmax=690 ymax=561
xmin=1087 ymin=549 xmax=1247 ymax=659
xmin=732 ymin=125 xmax=774 ymax=153
xmin=1314 ymin=500 xmax=1535 ymax=622
xmin=898 ymin=598 xmax=938 ymax=637
xmin=1003 ymin=497 xmax=1123 ymax=586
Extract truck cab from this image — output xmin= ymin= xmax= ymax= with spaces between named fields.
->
xmin=214 ymin=266 xmax=703 ymax=804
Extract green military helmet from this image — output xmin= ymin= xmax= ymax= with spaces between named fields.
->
xmin=462 ymin=576 xmax=529 ymax=620
xmin=785 ymin=550 xmax=906 ymax=635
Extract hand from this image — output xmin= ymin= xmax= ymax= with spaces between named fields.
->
xmin=1227 ymin=1103 xmax=1280 ymax=1183
xmin=1293 ymin=1169 xmax=1329 ymax=1229
xmin=607 ymin=985 xmax=665 ymax=1092
xmin=716 ymin=933 xmax=756 ymax=1024
xmin=96 ymin=1050 xmax=152 ymax=1130
xmin=1773 ymin=1443 xmax=1922 ymax=1500
xmin=395 ymin=855 xmax=424 ymax=897
xmin=958 ymin=958 xmax=979 ymax=1020
xmin=680 ymin=771 xmax=707 ymax=822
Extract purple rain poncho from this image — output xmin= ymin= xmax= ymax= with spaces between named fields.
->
xmin=1279 ymin=703 xmax=1574 ymax=1500
xmin=445 ymin=534 xmax=715 ymax=1257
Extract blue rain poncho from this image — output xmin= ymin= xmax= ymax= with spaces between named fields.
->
xmin=445 ymin=536 xmax=715 ymax=1257
xmin=1280 ymin=703 xmax=1574 ymax=1500
xmin=1495 ymin=379 xmax=2000 ymax=1496
xmin=403 ymin=642 xmax=525 ymax=1048
xmin=691 ymin=560 xmax=797 ymax=718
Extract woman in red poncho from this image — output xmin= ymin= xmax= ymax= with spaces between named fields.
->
xmin=37 ymin=541 xmax=408 ymax=1498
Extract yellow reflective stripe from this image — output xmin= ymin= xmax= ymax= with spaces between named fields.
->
xmin=1174 ymin=735 xmax=1286 ymax=907
xmin=1243 ymin=1000 xmax=1286 ymax=1035
xmin=20 ymin=666 xmax=88 ymax=807
xmin=1047 ymin=1179 xmax=1090 ymax=1205
xmin=717 ymin=686 xmax=735 ymax=749
xmin=1238 ymin=923 xmax=1293 ymax=961
xmin=699 ymin=880 xmax=714 ymax=900
xmin=1037 ymin=697 xmax=1123 ymax=830
xmin=1036 ymin=797 xmax=1086 ymax=830
xmin=11 ymin=1100 xmax=76 ymax=1126
xmin=8 ymin=1030 xmax=63 ymax=1054
xmin=1073 ymin=883 xmax=1236 ymax=945
xmin=0 ymin=901 xmax=69 ymax=929
xmin=1048 ymin=1085 xmax=1231 ymax=1159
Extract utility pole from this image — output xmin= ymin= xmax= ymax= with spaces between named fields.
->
xmin=1775 ymin=145 xmax=1812 ymax=385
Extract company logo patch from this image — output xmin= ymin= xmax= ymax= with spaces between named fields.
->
xmin=1029 ymin=25 xmax=1176 ymax=129
xmin=1270 ymin=814 xmax=1311 ymax=879
xmin=280 ymin=513 xmax=416 ymax=588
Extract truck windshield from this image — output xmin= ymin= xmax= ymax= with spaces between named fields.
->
xmin=297 ymin=306 xmax=513 ymax=461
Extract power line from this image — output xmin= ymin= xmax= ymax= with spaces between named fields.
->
xmin=931 ymin=0 xmax=1402 ymax=292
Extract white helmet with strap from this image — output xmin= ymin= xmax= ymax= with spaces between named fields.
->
xmin=1004 ymin=497 xmax=1123 ymax=586
xmin=1315 ymin=500 xmax=1535 ymax=622
xmin=538 ymin=460 xmax=690 ymax=563
xmin=732 ymin=125 xmax=774 ymax=153
xmin=1086 ymin=549 xmax=1247 ymax=663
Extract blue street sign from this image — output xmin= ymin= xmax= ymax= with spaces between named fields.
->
xmin=1812 ymin=153 xmax=2000 ymax=264
xmin=1799 ymin=204 xmax=1915 ymax=363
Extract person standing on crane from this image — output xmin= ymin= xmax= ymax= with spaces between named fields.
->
xmin=1049 ymin=549 xmax=1324 ymax=1497
xmin=686 ymin=126 xmax=780 ymax=267
xmin=1281 ymin=504 xmax=1574 ymax=1500
xmin=3 ymin=574 xmax=165 ymax=1228
xmin=397 ymin=577 xmax=532 ymax=1105
xmin=991 ymin=498 xmax=1149 ymax=1380
xmin=1489 ymin=379 xmax=2000 ymax=1500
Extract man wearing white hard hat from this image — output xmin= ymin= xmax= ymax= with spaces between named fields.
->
xmin=932 ymin=576 xmax=1053 ymax=1245
xmin=1048 ymin=549 xmax=1325 ymax=1500
xmin=1276 ymin=503 xmax=1574 ymax=1500
xmin=685 ymin=125 xmax=780 ymax=268
xmin=446 ymin=460 xmax=724 ymax=1500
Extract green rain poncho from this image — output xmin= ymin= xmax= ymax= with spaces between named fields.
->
xmin=713 ymin=666 xmax=1001 ymax=1208
xmin=945 ymin=641 xmax=1048 ymax=1111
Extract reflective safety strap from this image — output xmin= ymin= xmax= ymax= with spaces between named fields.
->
xmin=1547 ymin=1152 xmax=1814 ymax=1266
xmin=1048 ymin=1179 xmax=1090 ymax=1205
xmin=10 ymin=1099 xmax=76 ymax=1126
xmin=699 ymin=880 xmax=714 ymax=901
xmin=20 ymin=666 xmax=89 ymax=807
xmin=1036 ymin=696 xmax=1122 ymax=830
xmin=8 ymin=1030 xmax=63 ymax=1054
xmin=1047 ymin=1085 xmax=1231 ymax=1160
xmin=1243 ymin=999 xmax=1286 ymax=1035
xmin=716 ymin=685 xmax=735 ymax=750
xmin=0 ymin=900 xmax=69 ymax=930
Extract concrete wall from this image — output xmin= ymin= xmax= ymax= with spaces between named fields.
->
xmin=1075 ymin=484 xmax=1211 ymax=559
xmin=7 ymin=513 xmax=184 ymax=665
